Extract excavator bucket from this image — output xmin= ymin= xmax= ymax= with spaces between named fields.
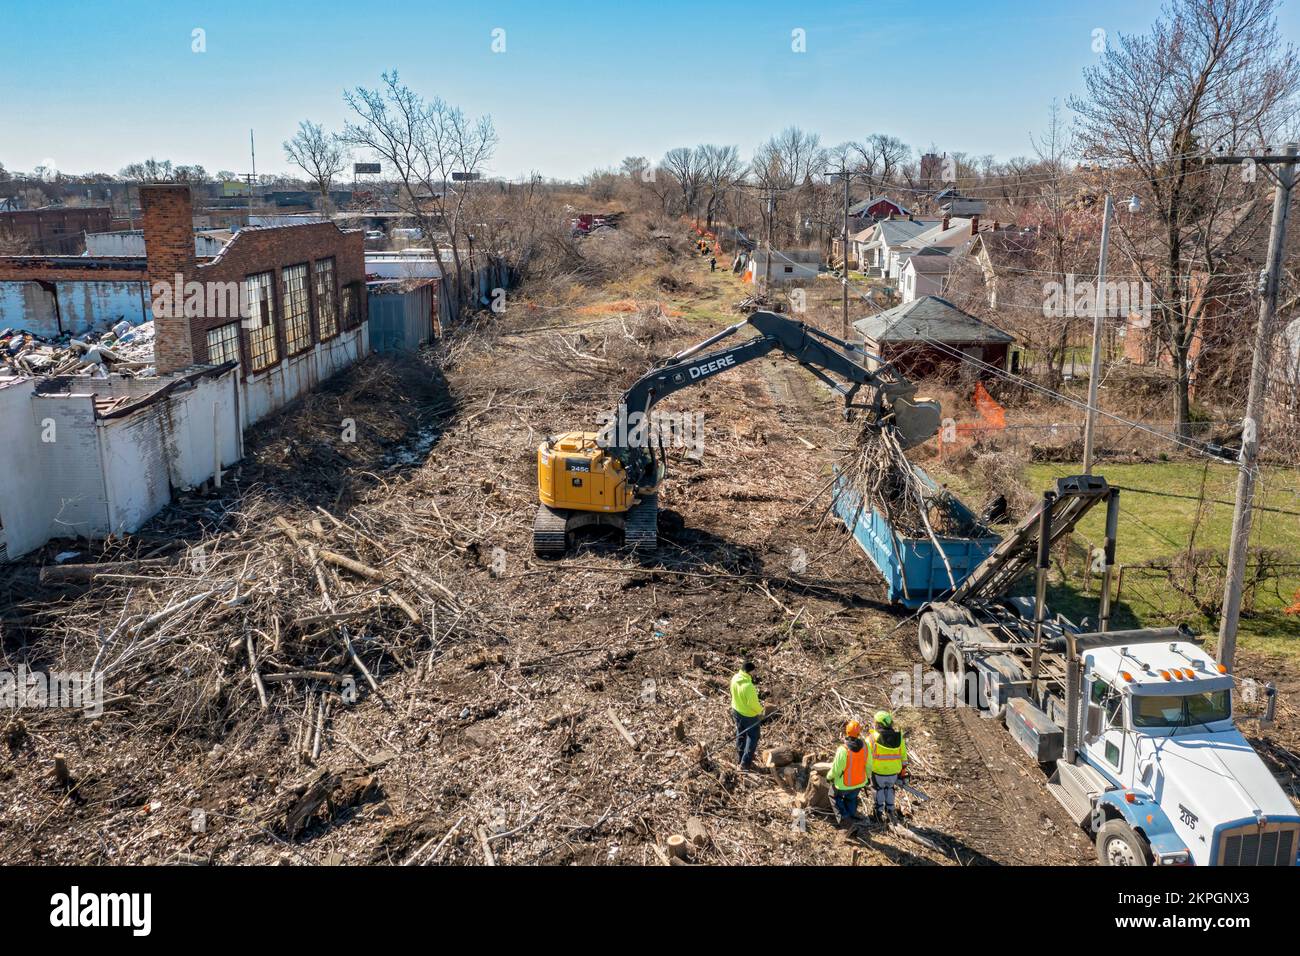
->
xmin=889 ymin=396 xmax=943 ymax=450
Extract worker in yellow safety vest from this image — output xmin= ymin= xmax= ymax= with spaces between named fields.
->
xmin=828 ymin=720 xmax=869 ymax=823
xmin=729 ymin=659 xmax=764 ymax=770
xmin=868 ymin=710 xmax=909 ymax=822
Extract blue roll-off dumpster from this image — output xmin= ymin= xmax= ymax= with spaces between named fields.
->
xmin=832 ymin=468 xmax=1001 ymax=608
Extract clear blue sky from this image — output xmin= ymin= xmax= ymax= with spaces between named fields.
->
xmin=4 ymin=0 xmax=1298 ymax=181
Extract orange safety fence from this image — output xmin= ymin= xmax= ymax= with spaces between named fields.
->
xmin=939 ymin=382 xmax=1006 ymax=454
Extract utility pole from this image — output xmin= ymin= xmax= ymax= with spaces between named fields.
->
xmin=763 ymin=194 xmax=775 ymax=293
xmin=1206 ymin=143 xmax=1297 ymax=671
xmin=1082 ymin=192 xmax=1113 ymax=474
xmin=248 ymin=129 xmax=257 ymax=222
xmin=842 ymin=170 xmax=851 ymax=338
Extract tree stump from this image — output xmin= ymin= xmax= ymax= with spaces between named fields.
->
xmin=666 ymin=834 xmax=690 ymax=860
xmin=685 ymin=817 xmax=709 ymax=848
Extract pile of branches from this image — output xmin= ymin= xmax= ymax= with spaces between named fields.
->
xmin=834 ymin=426 xmax=980 ymax=588
xmin=27 ymin=494 xmax=495 ymax=744
xmin=523 ymin=307 xmax=686 ymax=392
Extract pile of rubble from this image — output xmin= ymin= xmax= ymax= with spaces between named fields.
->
xmin=1 ymin=319 xmax=156 ymax=378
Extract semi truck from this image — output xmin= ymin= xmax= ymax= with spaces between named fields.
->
xmin=841 ymin=473 xmax=1298 ymax=865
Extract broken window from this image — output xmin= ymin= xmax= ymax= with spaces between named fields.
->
xmin=206 ymin=321 xmax=241 ymax=366
xmin=341 ymin=282 xmax=360 ymax=330
xmin=314 ymin=258 xmax=338 ymax=339
xmin=244 ymin=271 xmax=279 ymax=372
xmin=282 ymin=263 xmax=312 ymax=354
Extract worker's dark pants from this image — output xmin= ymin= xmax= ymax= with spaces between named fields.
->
xmin=832 ymin=787 xmax=861 ymax=821
xmin=873 ymin=773 xmax=899 ymax=812
xmin=733 ymin=710 xmax=761 ymax=767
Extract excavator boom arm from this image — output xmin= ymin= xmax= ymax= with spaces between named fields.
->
xmin=614 ymin=310 xmax=939 ymax=449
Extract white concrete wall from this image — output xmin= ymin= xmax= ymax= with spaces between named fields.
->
xmin=99 ymin=409 xmax=171 ymax=534
xmin=241 ymin=323 xmax=369 ymax=428
xmin=0 ymin=368 xmax=241 ymax=562
xmin=31 ymin=391 xmax=110 ymax=540
xmin=0 ymin=279 xmax=148 ymax=336
xmin=97 ymin=371 xmax=242 ymax=533
xmin=0 ymin=378 xmax=47 ymax=561
xmin=84 ymin=231 xmax=226 ymax=256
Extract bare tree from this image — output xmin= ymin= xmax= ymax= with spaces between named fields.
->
xmin=751 ymin=127 xmax=828 ymax=246
xmin=283 ymin=120 xmax=348 ymax=210
xmin=1072 ymin=0 xmax=1300 ymax=436
xmin=695 ymin=144 xmax=743 ymax=230
xmin=842 ymin=133 xmax=911 ymax=192
xmin=342 ymin=71 xmax=498 ymax=317
xmin=662 ymin=147 xmax=705 ymax=221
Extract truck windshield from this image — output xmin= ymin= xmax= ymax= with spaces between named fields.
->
xmin=1131 ymin=690 xmax=1231 ymax=728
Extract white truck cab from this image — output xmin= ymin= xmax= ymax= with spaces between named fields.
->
xmin=1080 ymin=640 xmax=1299 ymax=866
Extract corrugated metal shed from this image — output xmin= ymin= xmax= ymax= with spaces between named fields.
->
xmin=367 ymin=280 xmax=437 ymax=352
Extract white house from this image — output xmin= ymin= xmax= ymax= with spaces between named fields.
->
xmin=746 ymin=249 xmax=820 ymax=285
xmin=890 ymin=216 xmax=980 ymax=279
xmin=901 ymin=248 xmax=955 ymax=302
xmin=862 ymin=217 xmax=940 ymax=277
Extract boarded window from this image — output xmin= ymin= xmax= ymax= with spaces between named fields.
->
xmin=282 ymin=263 xmax=312 ymax=354
xmin=314 ymin=258 xmax=338 ymax=339
xmin=206 ymin=321 xmax=241 ymax=366
xmin=244 ymin=271 xmax=279 ymax=371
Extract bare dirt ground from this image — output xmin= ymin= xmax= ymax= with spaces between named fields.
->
xmin=0 ymin=236 xmax=1292 ymax=866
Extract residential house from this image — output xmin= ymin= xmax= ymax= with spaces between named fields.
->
xmin=860 ymin=216 xmax=942 ymax=277
xmin=900 ymin=247 xmax=955 ymax=302
xmin=889 ymin=216 xmax=981 ymax=280
xmin=1121 ymin=197 xmax=1300 ymax=400
xmin=963 ymin=227 xmax=1040 ymax=311
xmin=745 ymin=249 xmax=820 ymax=285
xmin=846 ymin=196 xmax=910 ymax=233
xmin=853 ymin=295 xmax=1014 ymax=379
xmin=934 ymin=187 xmax=989 ymax=218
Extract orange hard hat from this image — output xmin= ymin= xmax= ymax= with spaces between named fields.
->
xmin=845 ymin=720 xmax=862 ymax=738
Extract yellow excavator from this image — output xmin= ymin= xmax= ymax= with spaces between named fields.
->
xmin=534 ymin=310 xmax=942 ymax=556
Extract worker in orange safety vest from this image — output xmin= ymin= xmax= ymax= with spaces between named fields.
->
xmin=827 ymin=720 xmax=869 ymax=823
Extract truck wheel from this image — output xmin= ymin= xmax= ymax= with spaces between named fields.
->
xmin=917 ymin=613 xmax=943 ymax=667
xmin=942 ymin=642 xmax=975 ymax=706
xmin=1096 ymin=819 xmax=1151 ymax=867
xmin=976 ymin=672 xmax=1005 ymax=720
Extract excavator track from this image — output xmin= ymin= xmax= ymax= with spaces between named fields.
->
xmin=532 ymin=504 xmax=570 ymax=557
xmin=624 ymin=495 xmax=658 ymax=552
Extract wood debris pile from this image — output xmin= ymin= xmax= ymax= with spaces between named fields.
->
xmin=835 ymin=425 xmax=980 ymax=540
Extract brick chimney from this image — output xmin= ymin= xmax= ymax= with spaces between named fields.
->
xmin=941 ymin=215 xmax=950 ymax=231
xmin=142 ymin=183 xmax=196 ymax=374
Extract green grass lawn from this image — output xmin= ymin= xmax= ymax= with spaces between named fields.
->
xmin=1025 ymin=461 xmax=1300 ymax=655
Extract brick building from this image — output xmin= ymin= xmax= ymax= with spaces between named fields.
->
xmin=0 ymin=206 xmax=112 ymax=254
xmin=141 ymin=184 xmax=368 ymax=384
xmin=0 ymin=184 xmax=370 ymax=426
